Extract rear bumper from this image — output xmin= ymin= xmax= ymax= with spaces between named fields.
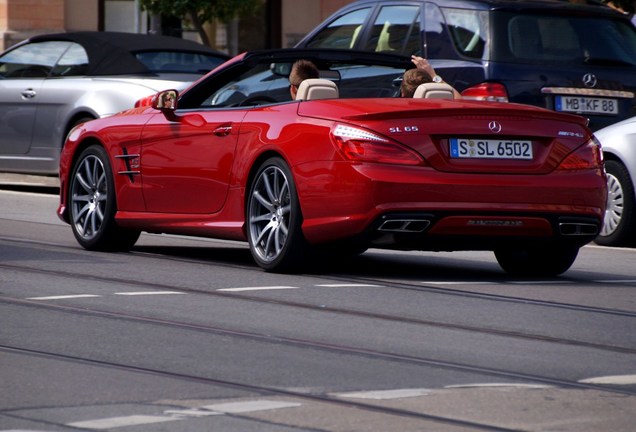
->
xmin=295 ymin=161 xmax=606 ymax=248
xmin=363 ymin=212 xmax=600 ymax=251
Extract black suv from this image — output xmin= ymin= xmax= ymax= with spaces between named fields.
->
xmin=296 ymin=0 xmax=636 ymax=130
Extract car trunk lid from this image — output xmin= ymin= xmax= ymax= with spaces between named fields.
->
xmin=298 ymin=98 xmax=592 ymax=175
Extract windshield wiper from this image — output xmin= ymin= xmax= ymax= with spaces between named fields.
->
xmin=583 ymin=57 xmax=635 ymax=67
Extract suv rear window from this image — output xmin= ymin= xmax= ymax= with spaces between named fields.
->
xmin=489 ymin=11 xmax=636 ymax=65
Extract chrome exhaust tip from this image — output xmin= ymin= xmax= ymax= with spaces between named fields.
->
xmin=559 ymin=222 xmax=599 ymax=236
xmin=378 ymin=219 xmax=431 ymax=233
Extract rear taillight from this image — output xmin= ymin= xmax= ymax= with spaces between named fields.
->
xmin=331 ymin=124 xmax=425 ymax=166
xmin=558 ymin=137 xmax=604 ymax=170
xmin=461 ymin=82 xmax=509 ymax=102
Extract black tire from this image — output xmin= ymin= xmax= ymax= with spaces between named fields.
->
xmin=494 ymin=244 xmax=579 ymax=276
xmin=596 ymin=159 xmax=636 ymax=247
xmin=69 ymin=145 xmax=140 ymax=251
xmin=246 ymin=157 xmax=308 ymax=272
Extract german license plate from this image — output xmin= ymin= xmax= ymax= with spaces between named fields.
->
xmin=555 ymin=95 xmax=618 ymax=115
xmin=449 ymin=138 xmax=533 ymax=160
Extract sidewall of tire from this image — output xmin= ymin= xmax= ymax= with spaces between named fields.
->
xmin=247 ymin=157 xmax=306 ymax=272
xmin=69 ymin=145 xmax=120 ymax=251
xmin=596 ymin=159 xmax=636 ymax=246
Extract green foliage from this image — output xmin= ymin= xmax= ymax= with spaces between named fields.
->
xmin=140 ymin=0 xmax=260 ymax=24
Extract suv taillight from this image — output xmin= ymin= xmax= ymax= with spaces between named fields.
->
xmin=135 ymin=95 xmax=154 ymax=108
xmin=461 ymin=83 xmax=509 ymax=102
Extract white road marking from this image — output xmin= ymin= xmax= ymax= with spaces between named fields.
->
xmin=26 ymin=294 xmax=100 ymax=300
xmin=64 ymin=400 xmax=301 ymax=430
xmin=218 ymin=286 xmax=297 ymax=292
xmin=114 ymin=291 xmax=185 ymax=296
xmin=315 ymin=283 xmax=381 ymax=287
xmin=67 ymin=414 xmax=178 ymax=429
xmin=421 ymin=281 xmax=491 ymax=285
xmin=163 ymin=408 xmax=222 ymax=418
xmin=201 ymin=400 xmax=301 ymax=413
xmin=578 ymin=374 xmax=636 ymax=385
xmin=444 ymin=383 xmax=552 ymax=389
xmin=334 ymin=388 xmax=431 ymax=399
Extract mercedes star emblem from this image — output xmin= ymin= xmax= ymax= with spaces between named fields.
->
xmin=582 ymin=73 xmax=597 ymax=88
xmin=488 ymin=121 xmax=502 ymax=133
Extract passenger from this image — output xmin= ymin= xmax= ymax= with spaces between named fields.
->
xmin=289 ymin=59 xmax=320 ymax=100
xmin=157 ymin=90 xmax=176 ymax=108
xmin=408 ymin=55 xmax=462 ymax=99
xmin=400 ymin=68 xmax=433 ymax=98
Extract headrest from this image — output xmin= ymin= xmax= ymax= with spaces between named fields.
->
xmin=295 ymin=78 xmax=339 ymax=100
xmin=413 ymin=82 xmax=455 ymax=99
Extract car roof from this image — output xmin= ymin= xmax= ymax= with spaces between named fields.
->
xmin=342 ymin=0 xmax=625 ymax=15
xmin=239 ymin=47 xmax=413 ymax=68
xmin=26 ymin=31 xmax=229 ymax=76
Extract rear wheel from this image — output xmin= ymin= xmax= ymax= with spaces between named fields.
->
xmin=596 ymin=160 xmax=636 ymax=246
xmin=69 ymin=145 xmax=140 ymax=251
xmin=247 ymin=157 xmax=308 ymax=272
xmin=494 ymin=244 xmax=579 ymax=276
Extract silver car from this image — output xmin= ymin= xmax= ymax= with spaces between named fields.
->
xmin=594 ymin=117 xmax=636 ymax=246
xmin=0 ymin=31 xmax=228 ymax=175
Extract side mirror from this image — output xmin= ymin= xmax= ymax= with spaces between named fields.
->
xmin=152 ymin=89 xmax=178 ymax=111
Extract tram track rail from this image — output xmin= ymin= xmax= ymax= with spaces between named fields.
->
xmin=2 ymin=288 xmax=636 ymax=400
xmin=2 ymin=189 xmax=636 ymax=431
xmin=2 ymin=234 xmax=636 ymax=319
xmin=0 ymin=344 xmax=523 ymax=432
xmin=1 ymin=236 xmax=636 ymax=359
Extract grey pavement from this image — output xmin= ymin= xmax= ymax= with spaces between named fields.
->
xmin=0 ymin=172 xmax=59 ymax=189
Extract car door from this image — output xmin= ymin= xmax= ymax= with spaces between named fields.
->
xmin=300 ymin=2 xmax=423 ymax=56
xmin=0 ymin=76 xmax=42 ymax=155
xmin=139 ymin=109 xmax=246 ymax=214
xmin=0 ymin=41 xmax=70 ymax=155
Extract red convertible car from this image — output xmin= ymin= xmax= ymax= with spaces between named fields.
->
xmin=57 ymin=49 xmax=607 ymax=275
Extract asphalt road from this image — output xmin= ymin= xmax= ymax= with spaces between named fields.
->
xmin=1 ymin=187 xmax=635 ymax=431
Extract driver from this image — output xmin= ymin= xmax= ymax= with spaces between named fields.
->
xmin=289 ymin=59 xmax=320 ymax=100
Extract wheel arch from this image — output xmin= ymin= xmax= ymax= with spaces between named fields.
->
xmin=62 ymin=112 xmax=98 ymax=149
xmin=59 ymin=137 xmax=107 ymax=224
xmin=243 ymin=150 xmax=293 ymax=208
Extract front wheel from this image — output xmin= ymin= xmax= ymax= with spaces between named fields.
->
xmin=596 ymin=160 xmax=636 ymax=246
xmin=247 ymin=157 xmax=308 ymax=272
xmin=494 ymin=244 xmax=579 ymax=277
xmin=69 ymin=145 xmax=140 ymax=251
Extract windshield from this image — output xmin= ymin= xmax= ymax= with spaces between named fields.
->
xmin=135 ymin=51 xmax=226 ymax=74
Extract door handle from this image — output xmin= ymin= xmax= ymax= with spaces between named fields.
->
xmin=21 ymin=89 xmax=37 ymax=99
xmin=213 ymin=125 xmax=232 ymax=137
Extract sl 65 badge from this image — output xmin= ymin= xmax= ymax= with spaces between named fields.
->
xmin=389 ymin=126 xmax=419 ymax=133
